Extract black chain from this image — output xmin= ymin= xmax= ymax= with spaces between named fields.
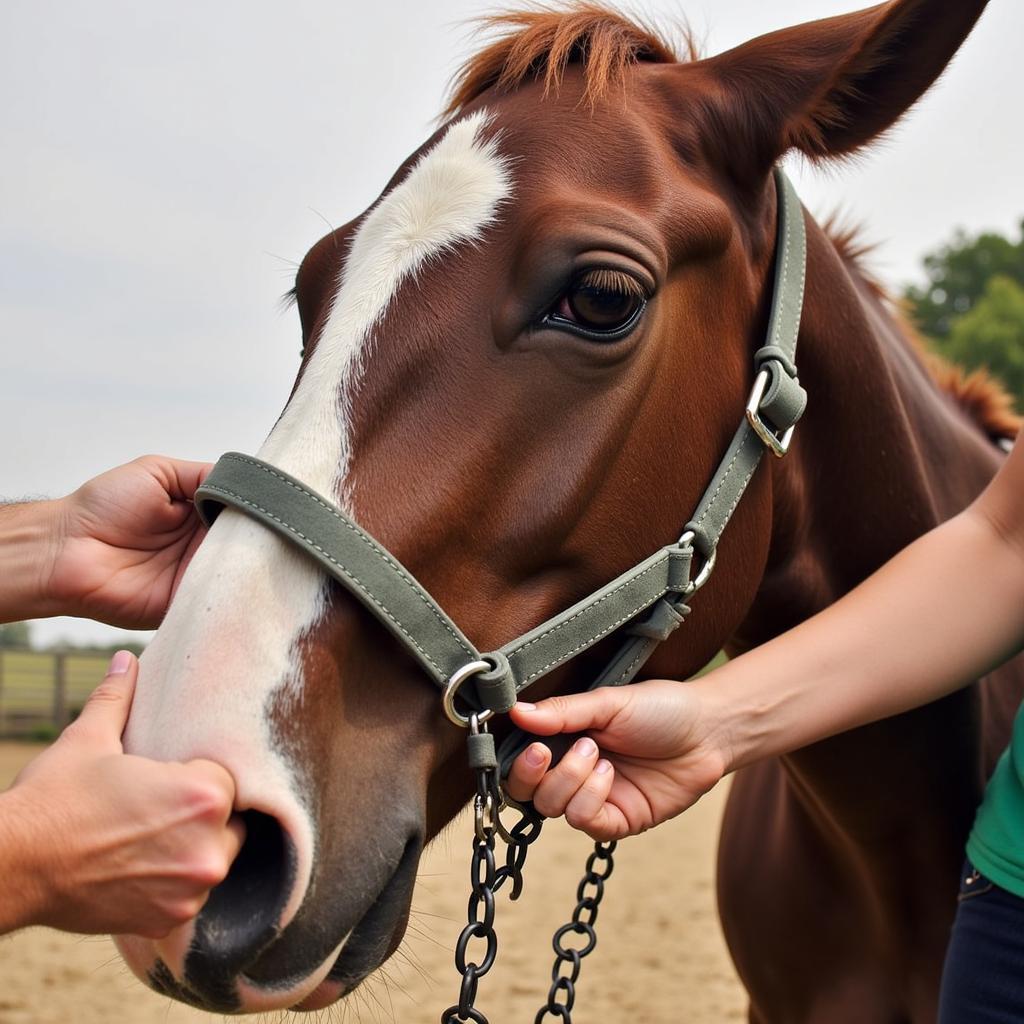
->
xmin=534 ymin=840 xmax=617 ymax=1024
xmin=443 ymin=718 xmax=616 ymax=1024
xmin=440 ymin=827 xmax=498 ymax=1024
xmin=442 ymin=720 xmax=543 ymax=1024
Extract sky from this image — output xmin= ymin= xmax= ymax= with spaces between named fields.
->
xmin=2 ymin=0 xmax=1021 ymax=648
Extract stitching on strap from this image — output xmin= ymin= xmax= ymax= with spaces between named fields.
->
xmin=770 ymin=178 xmax=805 ymax=359
xmin=510 ymin=556 xmax=668 ymax=657
xmin=515 ymin=591 xmax=666 ymax=687
xmin=605 ymin=640 xmax=653 ymax=688
xmin=219 ymin=454 xmax=474 ymax=660
xmin=693 ymin=437 xmax=745 ymax=530
xmin=202 ymin=481 xmax=472 ymax=675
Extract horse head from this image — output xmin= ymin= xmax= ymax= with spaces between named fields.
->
xmin=117 ymin=0 xmax=990 ymax=1011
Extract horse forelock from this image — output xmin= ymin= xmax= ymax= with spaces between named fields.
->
xmin=444 ymin=3 xmax=697 ymax=116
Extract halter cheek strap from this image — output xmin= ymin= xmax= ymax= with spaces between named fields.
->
xmin=194 ymin=168 xmax=807 ymax=775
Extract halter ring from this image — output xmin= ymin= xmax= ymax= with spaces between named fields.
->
xmin=443 ymin=660 xmax=495 ymax=727
xmin=679 ymin=531 xmax=717 ymax=595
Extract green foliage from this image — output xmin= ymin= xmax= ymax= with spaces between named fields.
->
xmin=0 ymin=622 xmax=31 ymax=649
xmin=938 ymin=277 xmax=1024 ymax=401
xmin=905 ymin=222 xmax=1024 ymax=340
xmin=905 ymin=221 xmax=1024 ymax=411
xmin=27 ymin=724 xmax=59 ymax=743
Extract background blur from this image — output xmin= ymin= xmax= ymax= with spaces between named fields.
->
xmin=2 ymin=0 xmax=1022 ymax=652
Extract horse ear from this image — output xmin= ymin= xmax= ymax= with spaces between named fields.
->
xmin=699 ymin=0 xmax=989 ymax=176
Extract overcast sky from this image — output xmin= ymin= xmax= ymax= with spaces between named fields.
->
xmin=2 ymin=0 xmax=1021 ymax=648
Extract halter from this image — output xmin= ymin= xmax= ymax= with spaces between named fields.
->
xmin=194 ymin=167 xmax=807 ymax=1023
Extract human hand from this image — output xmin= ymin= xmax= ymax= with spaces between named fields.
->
xmin=4 ymin=652 xmax=244 ymax=938
xmin=46 ymin=456 xmax=211 ymax=628
xmin=505 ymin=680 xmax=728 ymax=841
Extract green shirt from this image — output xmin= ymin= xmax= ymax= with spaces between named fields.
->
xmin=968 ymin=703 xmax=1024 ymax=896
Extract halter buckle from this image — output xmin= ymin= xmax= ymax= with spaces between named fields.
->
xmin=746 ymin=368 xmax=796 ymax=458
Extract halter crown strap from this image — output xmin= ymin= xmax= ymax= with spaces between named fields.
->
xmin=681 ymin=169 xmax=807 ymax=560
xmin=194 ymin=168 xmax=807 ymax=730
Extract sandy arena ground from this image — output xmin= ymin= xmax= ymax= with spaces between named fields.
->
xmin=0 ymin=742 xmax=745 ymax=1024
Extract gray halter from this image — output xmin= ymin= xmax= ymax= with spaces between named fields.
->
xmin=194 ymin=168 xmax=807 ymax=772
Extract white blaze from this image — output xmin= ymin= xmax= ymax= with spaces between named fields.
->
xmin=120 ymin=110 xmax=511 ymax=995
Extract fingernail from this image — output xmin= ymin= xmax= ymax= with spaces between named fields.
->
xmin=515 ymin=701 xmax=537 ymax=712
xmin=525 ymin=743 xmax=546 ymax=767
xmin=108 ymin=650 xmax=133 ymax=675
xmin=574 ymin=737 xmax=597 ymax=757
xmin=595 ymin=759 xmax=612 ymax=775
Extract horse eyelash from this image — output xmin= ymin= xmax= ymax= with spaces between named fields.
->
xmin=573 ymin=267 xmax=650 ymax=298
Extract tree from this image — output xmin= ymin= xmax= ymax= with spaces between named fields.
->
xmin=938 ymin=276 xmax=1024 ymax=405
xmin=905 ymin=222 xmax=1024 ymax=340
xmin=0 ymin=622 xmax=32 ymax=649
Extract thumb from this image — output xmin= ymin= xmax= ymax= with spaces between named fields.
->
xmin=509 ymin=687 xmax=628 ymax=737
xmin=70 ymin=650 xmax=139 ymax=749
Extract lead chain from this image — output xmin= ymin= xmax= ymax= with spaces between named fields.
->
xmin=443 ymin=716 xmax=615 ymax=1024
xmin=534 ymin=840 xmax=617 ymax=1024
xmin=442 ymin=716 xmax=543 ymax=1024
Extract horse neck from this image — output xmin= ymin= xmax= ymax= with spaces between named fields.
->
xmin=733 ymin=220 xmax=1003 ymax=653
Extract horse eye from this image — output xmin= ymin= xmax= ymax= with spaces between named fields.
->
xmin=545 ymin=273 xmax=647 ymax=340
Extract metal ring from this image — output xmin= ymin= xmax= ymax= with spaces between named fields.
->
xmin=443 ymin=660 xmax=494 ymax=728
xmin=678 ymin=531 xmax=717 ymax=595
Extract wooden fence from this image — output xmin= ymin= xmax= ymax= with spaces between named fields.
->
xmin=0 ymin=648 xmax=111 ymax=739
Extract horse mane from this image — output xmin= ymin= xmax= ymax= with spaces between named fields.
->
xmin=911 ymin=338 xmax=1020 ymax=441
xmin=825 ymin=220 xmax=1020 ymax=441
xmin=444 ymin=3 xmax=693 ymax=116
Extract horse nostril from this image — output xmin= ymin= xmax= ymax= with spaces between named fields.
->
xmin=184 ymin=809 xmax=297 ymax=1004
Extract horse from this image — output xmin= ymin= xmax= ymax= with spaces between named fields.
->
xmin=114 ymin=1 xmax=1021 ymax=1019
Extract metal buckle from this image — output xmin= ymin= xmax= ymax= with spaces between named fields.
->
xmin=443 ymin=660 xmax=494 ymax=728
xmin=745 ymin=368 xmax=795 ymax=458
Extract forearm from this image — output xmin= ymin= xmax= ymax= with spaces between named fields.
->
xmin=699 ymin=503 xmax=1024 ymax=772
xmin=0 ymin=790 xmax=48 ymax=933
xmin=0 ymin=500 xmax=62 ymax=623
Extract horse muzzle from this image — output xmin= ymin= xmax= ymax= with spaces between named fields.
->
xmin=116 ymin=819 xmax=423 ymax=1013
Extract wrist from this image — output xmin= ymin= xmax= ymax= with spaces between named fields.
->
xmin=688 ymin=667 xmax=780 ymax=776
xmin=0 ymin=788 xmax=52 ymax=931
xmin=685 ymin=676 xmax=735 ymax=776
xmin=0 ymin=498 xmax=65 ymax=622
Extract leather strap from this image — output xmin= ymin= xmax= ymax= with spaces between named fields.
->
xmin=682 ymin=170 xmax=807 ymax=559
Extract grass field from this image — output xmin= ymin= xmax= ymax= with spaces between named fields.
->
xmin=0 ymin=648 xmax=110 ymax=738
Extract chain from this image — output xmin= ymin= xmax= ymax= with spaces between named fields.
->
xmin=443 ymin=716 xmax=616 ymax=1024
xmin=441 ymin=717 xmax=543 ymax=1024
xmin=534 ymin=840 xmax=617 ymax=1024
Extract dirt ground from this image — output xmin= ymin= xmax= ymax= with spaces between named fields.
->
xmin=0 ymin=742 xmax=746 ymax=1024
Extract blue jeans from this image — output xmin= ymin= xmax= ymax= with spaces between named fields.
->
xmin=938 ymin=861 xmax=1024 ymax=1022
